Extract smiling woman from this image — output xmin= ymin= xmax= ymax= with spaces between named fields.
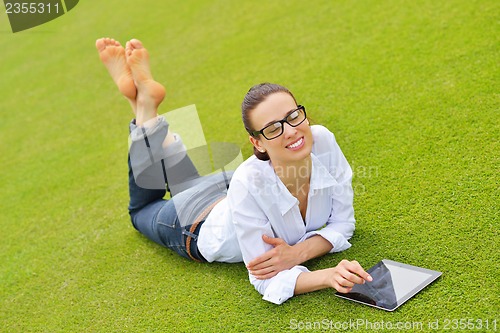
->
xmin=96 ymin=37 xmax=372 ymax=305
xmin=244 ymin=87 xmax=314 ymax=168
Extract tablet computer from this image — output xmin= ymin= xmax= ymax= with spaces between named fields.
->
xmin=335 ymin=259 xmax=442 ymax=311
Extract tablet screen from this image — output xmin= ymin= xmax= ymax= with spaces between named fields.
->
xmin=335 ymin=259 xmax=442 ymax=311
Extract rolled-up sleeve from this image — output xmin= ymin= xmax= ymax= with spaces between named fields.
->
xmin=306 ymin=126 xmax=356 ymax=252
xmin=252 ymin=266 xmax=310 ymax=305
xmin=228 ymin=177 xmax=309 ymax=305
xmin=303 ymin=228 xmax=352 ymax=253
xmin=311 ymin=170 xmax=355 ymax=253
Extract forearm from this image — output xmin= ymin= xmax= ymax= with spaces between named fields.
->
xmin=293 ymin=235 xmax=333 ymax=265
xmin=294 ymin=268 xmax=332 ymax=295
xmin=246 ymin=235 xmax=333 ymax=280
xmin=294 ymin=260 xmax=372 ymax=296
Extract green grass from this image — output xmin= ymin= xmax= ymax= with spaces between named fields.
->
xmin=0 ymin=0 xmax=498 ymax=332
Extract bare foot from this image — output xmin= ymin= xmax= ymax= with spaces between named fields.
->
xmin=125 ymin=39 xmax=166 ymax=125
xmin=96 ymin=38 xmax=137 ymax=112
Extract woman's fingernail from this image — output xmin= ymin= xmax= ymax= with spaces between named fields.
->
xmin=367 ymin=275 xmax=373 ymax=282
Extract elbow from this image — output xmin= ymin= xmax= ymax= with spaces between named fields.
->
xmin=249 ymin=273 xmax=270 ymax=296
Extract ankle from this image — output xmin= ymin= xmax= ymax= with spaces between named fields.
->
xmin=136 ymin=113 xmax=158 ymax=127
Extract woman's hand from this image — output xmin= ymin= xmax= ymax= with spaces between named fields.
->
xmin=327 ymin=259 xmax=372 ymax=293
xmin=246 ymin=235 xmax=299 ymax=279
xmin=294 ymin=259 xmax=372 ymax=295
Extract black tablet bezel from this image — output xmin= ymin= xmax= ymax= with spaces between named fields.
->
xmin=335 ymin=259 xmax=442 ymax=311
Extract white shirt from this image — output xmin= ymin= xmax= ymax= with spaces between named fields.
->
xmin=198 ymin=125 xmax=355 ymax=304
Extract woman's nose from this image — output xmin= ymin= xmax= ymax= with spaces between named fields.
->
xmin=283 ymin=122 xmax=297 ymax=138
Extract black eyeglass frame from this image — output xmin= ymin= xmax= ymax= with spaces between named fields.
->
xmin=248 ymin=105 xmax=307 ymax=140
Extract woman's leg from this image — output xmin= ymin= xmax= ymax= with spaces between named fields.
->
xmin=124 ymin=38 xmax=200 ymax=196
xmin=96 ymin=37 xmax=169 ymax=200
xmin=95 ymin=38 xmax=137 ymax=115
xmin=96 ymin=38 xmax=200 ymax=255
xmin=124 ymin=39 xmax=166 ymax=126
xmin=96 ymin=37 xmax=173 ymax=140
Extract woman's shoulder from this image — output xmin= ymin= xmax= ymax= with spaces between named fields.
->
xmin=311 ymin=124 xmax=338 ymax=153
xmin=311 ymin=124 xmax=336 ymax=141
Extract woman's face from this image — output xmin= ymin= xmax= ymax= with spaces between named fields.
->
xmin=249 ymin=92 xmax=313 ymax=166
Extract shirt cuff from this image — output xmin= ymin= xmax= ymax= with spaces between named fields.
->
xmin=261 ymin=266 xmax=310 ymax=305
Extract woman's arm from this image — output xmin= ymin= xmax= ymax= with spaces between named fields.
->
xmin=294 ymin=260 xmax=372 ymax=295
xmin=306 ymin=126 xmax=356 ymax=253
xmin=247 ymin=127 xmax=356 ymax=278
xmin=247 ymin=234 xmax=333 ymax=279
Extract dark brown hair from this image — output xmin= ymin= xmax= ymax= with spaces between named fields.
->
xmin=241 ymin=83 xmax=297 ymax=161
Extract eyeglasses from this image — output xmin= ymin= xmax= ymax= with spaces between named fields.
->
xmin=249 ymin=105 xmax=307 ymax=140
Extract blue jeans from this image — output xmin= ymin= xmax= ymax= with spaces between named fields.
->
xmin=127 ymin=117 xmax=231 ymax=262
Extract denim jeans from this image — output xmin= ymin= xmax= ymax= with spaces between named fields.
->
xmin=127 ymin=117 xmax=231 ymax=262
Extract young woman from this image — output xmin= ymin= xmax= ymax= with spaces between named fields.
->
xmin=96 ymin=37 xmax=372 ymax=305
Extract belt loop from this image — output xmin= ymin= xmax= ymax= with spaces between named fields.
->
xmin=182 ymin=229 xmax=198 ymax=240
xmin=185 ymin=195 xmax=226 ymax=262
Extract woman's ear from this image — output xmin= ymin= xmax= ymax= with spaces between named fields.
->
xmin=249 ymin=135 xmax=266 ymax=153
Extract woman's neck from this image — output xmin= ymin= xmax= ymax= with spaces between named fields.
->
xmin=272 ymin=156 xmax=312 ymax=195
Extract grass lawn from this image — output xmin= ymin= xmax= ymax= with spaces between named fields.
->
xmin=0 ymin=0 xmax=498 ymax=331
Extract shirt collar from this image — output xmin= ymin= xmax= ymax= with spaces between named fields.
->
xmin=271 ymin=153 xmax=337 ymax=215
xmin=309 ymin=153 xmax=337 ymax=191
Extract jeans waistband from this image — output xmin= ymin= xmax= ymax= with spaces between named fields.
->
xmin=184 ymin=195 xmax=226 ymax=262
xmin=186 ymin=221 xmax=207 ymax=262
